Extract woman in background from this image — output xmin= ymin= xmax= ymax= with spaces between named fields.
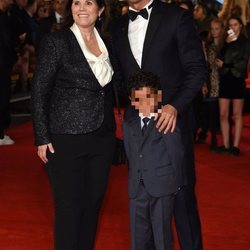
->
xmin=199 ymin=18 xmax=225 ymax=151
xmin=216 ymin=16 xmax=250 ymax=155
xmin=31 ymin=0 xmax=116 ymax=249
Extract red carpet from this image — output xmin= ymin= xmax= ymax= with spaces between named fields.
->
xmin=0 ymin=115 xmax=250 ymax=250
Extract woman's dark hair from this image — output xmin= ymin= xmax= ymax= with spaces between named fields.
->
xmin=68 ymin=0 xmax=106 ymax=8
xmin=227 ymin=16 xmax=247 ymax=37
xmin=69 ymin=0 xmax=110 ymax=38
xmin=127 ymin=71 xmax=160 ymax=94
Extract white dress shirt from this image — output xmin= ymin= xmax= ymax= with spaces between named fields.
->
xmin=128 ymin=0 xmax=154 ymax=68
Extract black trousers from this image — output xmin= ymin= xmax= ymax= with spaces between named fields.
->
xmin=174 ymin=131 xmax=203 ymax=250
xmin=199 ymin=100 xmax=219 ymax=146
xmin=0 ymin=66 xmax=12 ymax=139
xmin=46 ymin=131 xmax=116 ymax=250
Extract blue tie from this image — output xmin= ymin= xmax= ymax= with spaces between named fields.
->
xmin=142 ymin=117 xmax=150 ymax=136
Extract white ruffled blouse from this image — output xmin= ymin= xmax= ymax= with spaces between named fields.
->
xmin=70 ymin=23 xmax=113 ymax=87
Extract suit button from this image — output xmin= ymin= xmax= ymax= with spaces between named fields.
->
xmin=137 ymin=170 xmax=140 ymax=173
xmin=139 ymin=154 xmax=143 ymax=158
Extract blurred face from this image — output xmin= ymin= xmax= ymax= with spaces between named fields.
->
xmin=228 ymin=18 xmax=242 ymax=36
xmin=131 ymin=87 xmax=162 ymax=116
xmin=37 ymin=5 xmax=49 ymax=18
xmin=210 ymin=21 xmax=224 ymax=39
xmin=54 ymin=0 xmax=68 ymax=16
xmin=179 ymin=3 xmax=189 ymax=10
xmin=16 ymin=0 xmax=27 ymax=8
xmin=193 ymin=4 xmax=205 ymax=21
xmin=2 ymin=0 xmax=14 ymax=10
xmin=71 ymin=0 xmax=103 ymax=29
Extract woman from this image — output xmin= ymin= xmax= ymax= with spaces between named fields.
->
xmin=215 ymin=16 xmax=250 ymax=155
xmin=199 ymin=18 xmax=224 ymax=151
xmin=31 ymin=0 xmax=116 ymax=249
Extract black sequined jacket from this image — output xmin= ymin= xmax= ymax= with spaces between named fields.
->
xmin=31 ymin=28 xmax=115 ymax=146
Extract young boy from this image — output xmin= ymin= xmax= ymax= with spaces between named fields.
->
xmin=122 ymin=71 xmax=186 ymax=250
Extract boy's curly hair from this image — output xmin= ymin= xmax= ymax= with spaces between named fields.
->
xmin=127 ymin=71 xmax=160 ymax=94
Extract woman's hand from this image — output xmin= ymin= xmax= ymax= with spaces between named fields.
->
xmin=37 ymin=143 xmax=55 ymax=164
xmin=215 ymin=58 xmax=224 ymax=68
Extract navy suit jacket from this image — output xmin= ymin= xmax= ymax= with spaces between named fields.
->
xmin=123 ymin=115 xmax=186 ymax=199
xmin=111 ymin=1 xmax=207 ymax=131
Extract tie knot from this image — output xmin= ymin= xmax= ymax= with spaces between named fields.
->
xmin=128 ymin=8 xmax=149 ymax=21
xmin=142 ymin=117 xmax=150 ymax=126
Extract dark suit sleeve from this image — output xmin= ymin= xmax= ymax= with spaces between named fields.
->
xmin=109 ymin=31 xmax=128 ymax=99
xmin=169 ymin=11 xmax=207 ymax=116
xmin=31 ymin=34 xmax=59 ymax=145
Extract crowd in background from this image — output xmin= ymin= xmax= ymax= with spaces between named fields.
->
xmin=1 ymin=0 xmax=250 ymax=154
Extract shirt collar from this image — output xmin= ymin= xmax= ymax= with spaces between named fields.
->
xmin=55 ymin=12 xmax=63 ymax=23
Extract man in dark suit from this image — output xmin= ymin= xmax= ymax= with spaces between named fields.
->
xmin=111 ymin=0 xmax=207 ymax=249
xmin=123 ymin=71 xmax=185 ymax=249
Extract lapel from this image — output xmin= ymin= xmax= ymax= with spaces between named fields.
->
xmin=141 ymin=1 xmax=164 ymax=68
xmin=68 ymin=29 xmax=103 ymax=89
xmin=127 ymin=115 xmax=143 ymax=146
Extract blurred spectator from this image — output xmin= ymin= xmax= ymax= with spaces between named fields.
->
xmin=197 ymin=18 xmax=225 ymax=151
xmin=35 ymin=0 xmax=72 ymax=50
xmin=218 ymin=0 xmax=250 ymax=25
xmin=216 ymin=16 xmax=250 ymax=156
xmin=34 ymin=2 xmax=49 ymax=23
xmin=23 ymin=0 xmax=38 ymax=46
xmin=0 ymin=0 xmax=17 ymax=145
xmin=193 ymin=2 xmax=214 ymax=35
xmin=110 ymin=0 xmax=128 ymax=25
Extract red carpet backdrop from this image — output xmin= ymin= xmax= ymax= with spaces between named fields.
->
xmin=0 ymin=115 xmax=250 ymax=250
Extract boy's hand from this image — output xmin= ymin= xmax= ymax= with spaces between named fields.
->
xmin=154 ymin=104 xmax=177 ymax=134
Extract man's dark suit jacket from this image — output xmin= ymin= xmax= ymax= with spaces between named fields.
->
xmin=111 ymin=1 xmax=207 ymax=132
xmin=31 ymin=28 xmax=115 ymax=146
xmin=123 ymin=116 xmax=185 ymax=199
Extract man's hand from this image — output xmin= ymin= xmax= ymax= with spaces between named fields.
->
xmin=37 ymin=143 xmax=55 ymax=164
xmin=154 ymin=104 xmax=177 ymax=134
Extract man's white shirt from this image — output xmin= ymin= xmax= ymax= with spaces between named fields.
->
xmin=128 ymin=0 xmax=153 ymax=68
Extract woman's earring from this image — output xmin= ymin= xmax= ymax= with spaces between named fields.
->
xmin=98 ymin=16 xmax=101 ymax=21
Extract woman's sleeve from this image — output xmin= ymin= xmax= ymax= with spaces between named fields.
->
xmin=31 ymin=34 xmax=59 ymax=146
